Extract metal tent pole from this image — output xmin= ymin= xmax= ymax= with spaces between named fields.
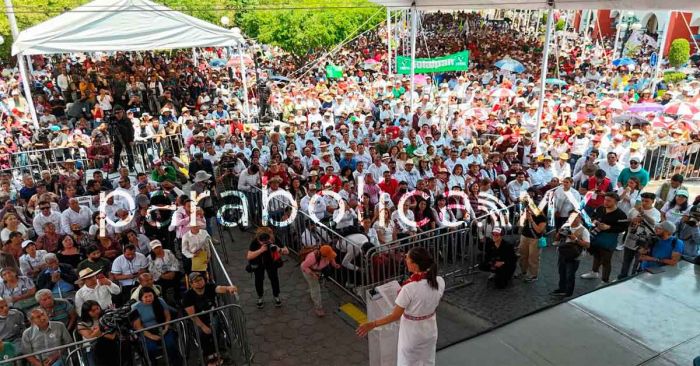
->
xmin=534 ymin=6 xmax=555 ymax=152
xmin=409 ymin=5 xmax=417 ymax=111
xmin=387 ymin=8 xmax=392 ymax=76
xmin=4 ymin=0 xmax=39 ymax=130
xmin=238 ymin=43 xmax=250 ymax=121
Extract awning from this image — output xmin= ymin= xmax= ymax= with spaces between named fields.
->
xmin=12 ymin=0 xmax=243 ymax=56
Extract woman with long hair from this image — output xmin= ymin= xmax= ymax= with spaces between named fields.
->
xmin=132 ymin=287 xmax=182 ymax=366
xmin=661 ymin=189 xmax=691 ymax=227
xmin=356 ymin=247 xmax=445 ymax=365
xmin=413 ymin=199 xmax=436 ymax=233
xmin=77 ymin=300 xmax=121 ymax=366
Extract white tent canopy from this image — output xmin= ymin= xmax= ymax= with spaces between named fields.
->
xmin=370 ymin=0 xmax=700 ymax=10
xmin=11 ymin=0 xmax=243 ymax=56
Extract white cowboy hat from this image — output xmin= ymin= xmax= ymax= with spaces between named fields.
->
xmin=193 ymin=170 xmax=212 ymax=183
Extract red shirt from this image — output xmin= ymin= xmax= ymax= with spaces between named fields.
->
xmin=378 ymin=178 xmax=399 ymax=197
xmin=319 ymin=174 xmax=342 ymax=192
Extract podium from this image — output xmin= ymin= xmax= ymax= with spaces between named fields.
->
xmin=367 ymin=280 xmax=400 ymax=366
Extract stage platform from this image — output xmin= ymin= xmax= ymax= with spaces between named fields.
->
xmin=437 ymin=261 xmax=700 ymax=366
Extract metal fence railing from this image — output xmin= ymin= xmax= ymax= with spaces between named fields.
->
xmin=242 ymin=183 xmax=523 ymax=303
xmin=2 ymin=134 xmax=187 ymax=179
xmin=641 ymin=142 xmax=700 ymax=182
xmin=0 ymin=302 xmax=249 ymax=366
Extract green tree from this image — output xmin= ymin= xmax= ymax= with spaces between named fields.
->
xmin=555 ymin=19 xmax=565 ymax=31
xmin=668 ymin=38 xmax=691 ymax=69
xmin=239 ymin=0 xmax=382 ymax=67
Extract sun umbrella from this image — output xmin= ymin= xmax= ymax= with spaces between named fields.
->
xmin=612 ymin=57 xmax=636 ymax=67
xmin=545 ymin=78 xmax=567 ymax=86
xmin=489 ymin=88 xmax=516 ymax=99
xmin=600 ymin=98 xmax=629 ymax=111
xmin=674 ymin=120 xmax=699 ymax=133
xmin=209 ymin=58 xmax=226 ymax=68
xmin=628 ymin=102 xmax=663 ymax=113
xmin=651 ymin=115 xmax=673 ymax=128
xmin=494 ymin=58 xmax=525 ymax=73
xmin=664 ymin=101 xmax=700 ymax=117
xmin=465 ymin=108 xmax=488 ymax=120
xmin=693 ymin=112 xmax=700 ymax=122
xmin=613 ymin=114 xmax=646 ymax=125
xmin=226 ymin=55 xmax=254 ymax=67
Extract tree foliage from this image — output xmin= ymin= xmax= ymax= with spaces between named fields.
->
xmin=555 ymin=19 xmax=565 ymax=31
xmin=668 ymin=38 xmax=691 ymax=69
xmin=239 ymin=0 xmax=382 ymax=65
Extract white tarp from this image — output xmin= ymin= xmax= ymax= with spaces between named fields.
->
xmin=370 ymin=0 xmax=700 ymax=10
xmin=12 ymin=0 xmax=243 ymax=56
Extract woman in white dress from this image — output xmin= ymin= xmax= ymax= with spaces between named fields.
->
xmin=356 ymin=247 xmax=445 ymax=366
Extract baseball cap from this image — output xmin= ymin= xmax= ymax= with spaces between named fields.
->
xmin=656 ymin=221 xmax=676 ymax=234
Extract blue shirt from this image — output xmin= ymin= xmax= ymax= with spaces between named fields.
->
xmin=132 ymin=299 xmax=168 ymax=327
xmin=640 ymin=237 xmax=684 ymax=270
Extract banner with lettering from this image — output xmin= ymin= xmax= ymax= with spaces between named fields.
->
xmin=396 ymin=50 xmax=469 ymax=74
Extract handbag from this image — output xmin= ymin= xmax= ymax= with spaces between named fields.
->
xmin=537 ymin=236 xmax=548 ymax=248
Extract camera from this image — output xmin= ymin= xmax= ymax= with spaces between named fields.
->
xmin=269 ymin=243 xmax=279 ymax=252
xmin=559 ymin=227 xmax=572 ymax=237
xmin=99 ymin=300 xmax=136 ymax=333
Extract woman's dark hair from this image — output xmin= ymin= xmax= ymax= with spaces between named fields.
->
xmin=672 ymin=193 xmax=689 ymax=212
xmin=80 ymin=300 xmax=101 ymax=323
xmin=407 ymin=247 xmax=438 ymax=290
xmin=138 ymin=287 xmax=167 ymax=324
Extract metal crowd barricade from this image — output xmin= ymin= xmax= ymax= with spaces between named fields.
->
xmin=639 ymin=141 xmax=700 ymax=183
xmin=0 ymin=304 xmax=251 ymax=366
xmin=6 ymin=146 xmax=91 ymax=177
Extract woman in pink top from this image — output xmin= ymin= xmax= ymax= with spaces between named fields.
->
xmin=300 ymin=245 xmax=340 ymax=317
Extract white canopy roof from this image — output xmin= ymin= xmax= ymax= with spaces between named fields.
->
xmin=12 ymin=0 xmax=243 ymax=56
xmin=370 ymin=0 xmax=700 ymax=10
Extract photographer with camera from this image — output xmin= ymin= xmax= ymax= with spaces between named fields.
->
xmin=638 ymin=221 xmax=684 ymax=271
xmin=581 ymin=192 xmax=627 ymax=284
xmin=110 ymin=105 xmax=136 ymax=172
xmin=246 ymin=228 xmax=288 ymax=309
xmin=551 ymin=213 xmax=590 ymax=297
xmin=678 ymin=205 xmax=700 ymax=262
xmin=618 ymin=192 xmax=661 ymax=280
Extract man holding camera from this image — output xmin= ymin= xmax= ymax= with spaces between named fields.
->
xmin=581 ymin=192 xmax=627 ymax=284
xmin=638 ymin=221 xmax=684 ymax=271
xmin=551 ymin=213 xmax=590 ymax=297
xmin=618 ymin=192 xmax=661 ymax=279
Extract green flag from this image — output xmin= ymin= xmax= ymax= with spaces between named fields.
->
xmin=396 ymin=50 xmax=469 ymax=74
xmin=326 ymin=65 xmax=343 ymax=79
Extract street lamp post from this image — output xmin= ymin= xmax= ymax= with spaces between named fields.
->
xmin=617 ymin=12 xmax=641 ymax=59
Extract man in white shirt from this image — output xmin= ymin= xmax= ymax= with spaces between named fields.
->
xmin=507 ymin=172 xmax=530 ymax=204
xmin=367 ymin=156 xmax=390 ymax=183
xmin=60 ymin=198 xmax=92 ymax=234
xmin=300 ymin=185 xmax=328 ymax=221
xmin=74 ymin=268 xmax=121 ymax=315
xmin=33 ymin=202 xmax=63 ymax=236
xmin=597 ymin=152 xmax=623 ymax=187
xmin=111 ymin=245 xmax=148 ymax=304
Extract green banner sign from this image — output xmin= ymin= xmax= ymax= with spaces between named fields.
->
xmin=396 ymin=50 xmax=469 ymax=74
xmin=325 ymin=65 xmax=343 ymax=79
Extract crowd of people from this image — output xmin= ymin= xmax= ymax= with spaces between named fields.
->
xmin=0 ymin=8 xmax=698 ymax=365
